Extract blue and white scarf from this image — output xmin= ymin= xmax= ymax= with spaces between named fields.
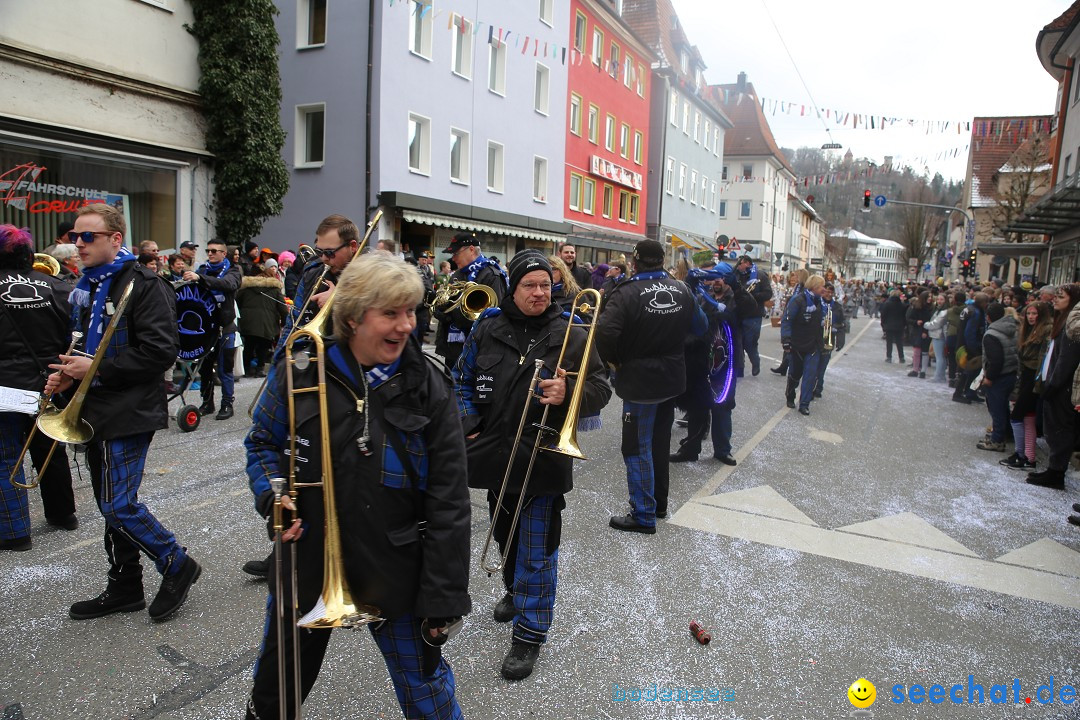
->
xmin=197 ymin=257 xmax=231 ymax=305
xmin=69 ymin=247 xmax=137 ymax=355
xmin=626 ymin=270 xmax=668 ymax=283
xmin=449 ymin=255 xmax=509 ymax=342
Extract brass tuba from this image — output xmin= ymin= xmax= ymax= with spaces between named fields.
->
xmin=33 ymin=253 xmax=61 ymax=276
xmin=430 ymin=280 xmax=497 ymax=323
xmin=9 ymin=282 xmax=134 ymax=489
xmin=479 ymin=289 xmax=602 ymax=574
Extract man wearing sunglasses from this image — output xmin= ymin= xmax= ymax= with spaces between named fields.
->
xmin=45 ymin=203 xmax=201 ymax=623
xmin=183 ymin=239 xmax=242 ymax=420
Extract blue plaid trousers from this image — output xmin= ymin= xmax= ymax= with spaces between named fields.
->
xmin=0 ymin=413 xmax=31 ymax=540
xmin=86 ymin=432 xmax=186 ymax=589
xmin=250 ymin=593 xmax=463 ymax=720
xmin=622 ymin=400 xmax=664 ymax=527
xmin=487 ymin=492 xmax=563 ymax=645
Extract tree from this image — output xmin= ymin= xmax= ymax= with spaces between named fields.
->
xmin=991 ymin=131 xmax=1052 ymax=242
xmin=187 ymin=0 xmax=289 ymax=246
xmin=896 ymin=186 xmax=946 ymax=276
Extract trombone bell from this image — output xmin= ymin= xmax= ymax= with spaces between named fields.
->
xmin=36 ymin=404 xmax=94 ymax=445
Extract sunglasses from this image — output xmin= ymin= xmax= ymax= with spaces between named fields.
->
xmin=206 ymin=248 xmax=225 ymax=255
xmin=315 ymin=241 xmax=350 ymax=259
xmin=67 ymin=231 xmax=115 ymax=244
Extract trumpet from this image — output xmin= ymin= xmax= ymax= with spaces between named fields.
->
xmin=429 ymin=280 xmax=497 ymax=323
xmin=10 ymin=282 xmax=134 ymax=489
xmin=479 ymin=289 xmax=601 ymax=574
xmin=33 ymin=253 xmax=60 ymax=276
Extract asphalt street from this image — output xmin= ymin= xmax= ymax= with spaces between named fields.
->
xmin=2 ymin=315 xmax=1078 ymax=720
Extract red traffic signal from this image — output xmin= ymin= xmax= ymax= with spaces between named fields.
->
xmin=863 ymin=190 xmax=872 ymax=209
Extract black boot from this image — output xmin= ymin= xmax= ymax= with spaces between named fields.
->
xmin=70 ymin=587 xmax=145 ymax=620
xmin=501 ymin=641 xmax=541 ymax=681
xmin=1026 ymin=469 xmax=1066 ymax=489
xmin=493 ymin=593 xmax=515 ymax=623
xmin=198 ymin=396 xmax=215 ymax=416
xmin=215 ymin=399 xmax=234 ymax=420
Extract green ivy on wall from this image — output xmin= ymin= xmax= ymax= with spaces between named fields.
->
xmin=187 ymin=0 xmax=289 ymax=246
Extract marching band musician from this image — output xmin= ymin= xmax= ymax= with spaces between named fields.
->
xmin=0 ymin=225 xmax=78 ymax=551
xmin=244 ymin=252 xmax=472 ymax=720
xmin=185 ymin=237 xmax=243 ymax=421
xmin=434 ymin=232 xmax=508 ymax=370
xmin=452 ymin=250 xmax=610 ymax=681
xmin=45 ymin=203 xmax=201 ymax=623
xmin=780 ymin=274 xmax=826 ymax=416
xmin=813 ymin=282 xmax=846 ymax=400
xmin=734 ymin=254 xmax=772 ymax=376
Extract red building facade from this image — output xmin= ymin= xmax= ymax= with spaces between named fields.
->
xmin=564 ymin=0 xmax=655 ymax=262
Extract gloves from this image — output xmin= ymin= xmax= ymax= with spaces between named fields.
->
xmin=781 ymin=341 xmax=792 ymax=353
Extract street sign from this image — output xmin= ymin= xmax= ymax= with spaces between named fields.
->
xmin=874 ymin=195 xmax=887 ymax=208
xmin=965 ymin=220 xmax=975 ymax=241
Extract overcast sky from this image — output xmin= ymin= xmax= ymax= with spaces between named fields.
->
xmin=670 ymin=0 xmax=1064 ymax=182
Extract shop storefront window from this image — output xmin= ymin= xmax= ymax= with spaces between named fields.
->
xmin=0 ymin=143 xmax=177 ymax=252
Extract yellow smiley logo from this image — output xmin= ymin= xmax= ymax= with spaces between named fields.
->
xmin=848 ymin=678 xmax=876 ymax=708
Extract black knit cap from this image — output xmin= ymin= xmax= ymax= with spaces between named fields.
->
xmin=633 ymin=239 xmax=665 ymax=266
xmin=507 ymin=249 xmax=552 ymax=293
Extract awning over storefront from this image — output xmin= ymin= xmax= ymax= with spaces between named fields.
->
xmin=402 ymin=209 xmax=566 ymax=245
xmin=566 ymin=221 xmax=644 ymax=252
xmin=670 ymin=233 xmax=711 ymax=251
xmin=1003 ymin=174 xmax=1080 ymax=235
xmin=974 ymin=241 xmax=1049 ymax=258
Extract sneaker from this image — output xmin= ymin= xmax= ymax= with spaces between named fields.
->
xmin=501 ymin=641 xmax=541 ymax=681
xmin=885 ymin=358 xmax=892 ymax=363
xmin=1021 ymin=457 xmax=1037 ymax=470
xmin=919 ymin=372 xmax=926 ymax=379
xmin=798 ymin=407 xmax=810 ymax=416
xmin=609 ymin=513 xmax=656 ymax=535
xmin=190 ymin=380 xmax=201 ymax=391
xmin=493 ymin=593 xmax=515 ymax=623
xmin=47 ymin=514 xmax=79 ymax=531
xmin=241 ymin=558 xmax=269 ymax=579
xmin=976 ymin=439 xmax=1006 ymax=451
xmin=951 ymin=396 xmax=972 ymax=404
xmin=148 ymin=556 xmax=202 ymax=622
xmin=907 ymin=370 xmax=918 ymax=377
xmin=999 ymin=453 xmax=1027 ymax=470
xmin=215 ymin=400 xmax=234 ymax=421
xmin=198 ymin=399 xmax=215 ymax=416
xmin=0 ymin=536 xmax=32 ymax=552
xmin=69 ymin=588 xmax=145 ymax=620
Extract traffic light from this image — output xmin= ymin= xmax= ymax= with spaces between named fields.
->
xmin=863 ymin=189 xmax=872 ymax=209
xmin=961 ymin=260 xmax=970 ymax=278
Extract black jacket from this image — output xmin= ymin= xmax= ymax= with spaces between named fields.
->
xmin=738 ymin=267 xmax=773 ymax=317
xmin=453 ymin=304 xmax=611 ymax=496
xmin=595 ymin=272 xmax=696 ymax=403
xmin=905 ymin=304 xmax=932 ymax=348
xmin=780 ymin=289 xmax=824 ymax=354
xmin=75 ymin=263 xmax=179 ymax=441
xmin=676 ymin=286 xmax=730 ymax=412
xmin=0 ymin=268 xmax=72 ymax=392
xmin=569 ymin=263 xmax=591 ymax=291
xmin=879 ymin=296 xmax=906 ymax=333
xmin=195 ymin=261 xmax=243 ymax=335
xmin=250 ymin=338 xmax=472 ymax=620
xmin=237 ymin=275 xmax=287 ymax=341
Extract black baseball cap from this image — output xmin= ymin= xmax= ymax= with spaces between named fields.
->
xmin=180 ymin=241 xmax=199 ymax=250
xmin=442 ymin=232 xmax=480 ymax=254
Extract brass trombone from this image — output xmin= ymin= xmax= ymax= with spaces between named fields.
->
xmin=10 ymin=282 xmax=135 ymax=489
xmin=823 ymin=305 xmax=834 ymax=351
xmin=33 ymin=253 xmax=60 ymax=276
xmin=479 ymin=288 xmax=602 ymax=574
xmin=429 ymin=280 xmax=497 ymax=323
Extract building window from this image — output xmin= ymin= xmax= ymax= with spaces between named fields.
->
xmin=721 ymin=165 xmax=728 ymax=181
xmin=539 ymin=0 xmax=553 ymax=26
xmin=592 ymin=28 xmax=604 ymax=66
xmin=451 ymin=14 xmax=473 ymax=79
xmin=739 ymin=200 xmax=751 ymax=218
xmin=605 ymin=114 xmax=616 ymax=152
xmin=669 ymin=91 xmax=678 ymax=127
xmin=1066 ymin=155 xmax=1073 ymax=180
xmin=704 ymin=120 xmax=712 ymax=151
xmin=618 ymin=190 xmax=630 ymax=222
xmin=689 ymin=170 xmax=698 ymax=205
xmin=682 ymin=101 xmax=690 ymax=134
xmin=609 ymin=42 xmax=620 ymax=78
xmin=629 ymin=194 xmax=639 ymax=224
xmin=588 ymin=104 xmax=599 ymax=144
xmin=574 ymin=11 xmax=587 ymax=53
xmin=449 ymin=128 xmax=470 ymax=184
xmin=602 ymin=184 xmax=613 ymax=218
xmin=488 ymin=41 xmax=507 ymax=95
xmin=569 ymin=172 xmax=583 ymax=211
xmin=742 ymin=163 xmax=753 ymax=179
xmin=710 ymin=181 xmax=717 ymax=211
xmin=569 ymin=94 xmax=582 ymax=136
xmin=714 ymin=128 xmax=721 ymax=156
xmin=533 ymin=156 xmax=548 ymax=202
xmin=487 ymin=141 xmax=504 ymax=192
xmin=535 ymin=63 xmax=550 ymax=115
xmin=718 ymin=199 xmax=727 ymax=218
xmin=583 ymin=178 xmax=596 ymax=215
xmin=408 ymin=112 xmax=430 ymax=175
xmin=619 ymin=123 xmax=629 ymax=159
xmin=295 ymin=103 xmax=325 ymax=167
xmin=298 ymin=0 xmax=327 ymax=47
xmin=637 ymin=63 xmax=646 ymax=96
xmin=408 ymin=0 xmax=432 ymax=58
xmin=633 ymin=131 xmax=643 ymax=165
xmin=693 ymin=111 xmax=700 ymax=143
xmin=700 ymin=175 xmax=707 ymax=206
xmin=665 ymin=156 xmax=675 ymax=195
xmin=678 ymin=163 xmax=687 ymax=199
xmin=623 ymin=56 xmax=633 ymax=88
